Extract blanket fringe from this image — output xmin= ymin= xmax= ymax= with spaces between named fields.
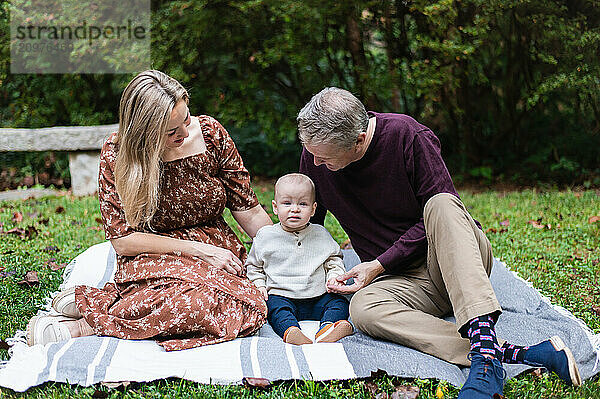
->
xmin=502 ymin=259 xmax=600 ymax=372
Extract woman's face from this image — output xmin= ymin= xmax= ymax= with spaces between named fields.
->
xmin=164 ymin=101 xmax=191 ymax=149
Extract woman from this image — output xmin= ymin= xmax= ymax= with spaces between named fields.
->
xmin=27 ymin=70 xmax=272 ymax=351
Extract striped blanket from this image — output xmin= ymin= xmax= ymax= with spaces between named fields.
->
xmin=1 ymin=242 xmax=598 ymax=392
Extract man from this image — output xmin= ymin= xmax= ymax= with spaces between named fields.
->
xmin=297 ymin=87 xmax=581 ymax=398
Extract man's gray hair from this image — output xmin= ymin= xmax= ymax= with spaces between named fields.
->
xmin=297 ymin=87 xmax=369 ymax=149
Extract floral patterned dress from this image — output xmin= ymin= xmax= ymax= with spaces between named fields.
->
xmin=75 ymin=116 xmax=267 ymax=351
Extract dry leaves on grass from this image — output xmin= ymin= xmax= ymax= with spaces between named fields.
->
xmin=12 ymin=212 xmax=23 ymax=223
xmin=591 ymin=306 xmax=600 ymax=317
xmin=46 ymin=260 xmax=67 ymax=271
xmin=55 ymin=206 xmax=65 ymax=214
xmin=17 ymin=270 xmax=39 ymax=286
xmin=527 ymin=219 xmax=552 ymax=229
xmin=243 ymin=377 xmax=271 ymax=388
xmin=392 ymin=385 xmax=420 ymax=399
xmin=0 ymin=225 xmax=38 ymax=239
xmin=589 ymin=216 xmax=600 ymax=224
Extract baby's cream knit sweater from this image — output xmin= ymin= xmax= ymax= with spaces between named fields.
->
xmin=245 ymin=223 xmax=345 ymax=299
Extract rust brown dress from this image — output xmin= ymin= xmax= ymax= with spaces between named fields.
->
xmin=75 ymin=115 xmax=267 ymax=351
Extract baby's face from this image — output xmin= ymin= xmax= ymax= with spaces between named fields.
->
xmin=272 ymin=182 xmax=316 ymax=232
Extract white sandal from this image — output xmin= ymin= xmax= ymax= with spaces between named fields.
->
xmin=26 ymin=315 xmax=74 ymax=346
xmin=51 ymin=286 xmax=81 ymax=318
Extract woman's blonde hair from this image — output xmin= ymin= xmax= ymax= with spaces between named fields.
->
xmin=114 ymin=70 xmax=188 ymax=228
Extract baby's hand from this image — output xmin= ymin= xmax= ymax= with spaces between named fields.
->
xmin=326 ymin=276 xmax=345 ymax=293
xmin=258 ymin=286 xmax=268 ymax=301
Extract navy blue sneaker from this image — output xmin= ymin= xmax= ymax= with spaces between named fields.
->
xmin=458 ymin=353 xmax=506 ymax=398
xmin=523 ymin=335 xmax=582 ymax=386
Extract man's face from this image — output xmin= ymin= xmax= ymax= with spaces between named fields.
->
xmin=304 ymin=142 xmax=358 ymax=171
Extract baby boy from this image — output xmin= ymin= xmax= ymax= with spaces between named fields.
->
xmin=245 ymin=173 xmax=353 ymax=344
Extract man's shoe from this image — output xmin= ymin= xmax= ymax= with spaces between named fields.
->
xmin=458 ymin=353 xmax=505 ymax=398
xmin=51 ymin=287 xmax=81 ymax=318
xmin=523 ymin=336 xmax=581 ymax=386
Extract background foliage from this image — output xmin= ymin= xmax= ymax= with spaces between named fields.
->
xmin=1 ymin=0 xmax=599 ymax=183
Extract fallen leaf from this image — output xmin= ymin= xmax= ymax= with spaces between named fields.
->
xmin=486 ymin=227 xmax=497 ymax=234
xmin=529 ymin=368 xmax=544 ymax=378
xmin=12 ymin=212 xmax=23 ymax=223
xmin=91 ymin=389 xmax=109 ymax=398
xmin=393 ymin=385 xmax=420 ymax=399
xmin=95 ymin=217 xmax=103 ymax=224
xmin=500 ymin=219 xmax=509 ymax=226
xmin=493 ymin=394 xmax=506 ymax=399
xmin=592 ymin=306 xmax=600 ymax=317
xmin=43 ymin=245 xmax=60 ymax=253
xmin=243 ymin=377 xmax=271 ymax=388
xmin=589 ymin=216 xmax=600 ymax=224
xmin=38 ymin=218 xmax=49 ymax=225
xmin=0 ymin=339 xmax=10 ymax=350
xmin=528 ymin=220 xmax=545 ymax=229
xmin=375 ymin=393 xmax=389 ymax=399
xmin=341 ymin=239 xmax=353 ymax=249
xmin=364 ymin=381 xmax=379 ymax=397
xmin=88 ymin=226 xmax=103 ymax=231
xmin=434 ymin=383 xmax=447 ymax=398
xmin=46 ymin=260 xmax=66 ymax=271
xmin=574 ymin=192 xmax=582 ymax=198
xmin=55 ymin=206 xmax=65 ymax=214
xmin=17 ymin=270 xmax=39 ymax=286
xmin=2 ymin=226 xmax=38 ymax=239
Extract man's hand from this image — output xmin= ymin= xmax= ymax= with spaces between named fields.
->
xmin=326 ymin=276 xmax=345 ymax=293
xmin=258 ymin=286 xmax=268 ymax=301
xmin=326 ymin=259 xmax=385 ymax=294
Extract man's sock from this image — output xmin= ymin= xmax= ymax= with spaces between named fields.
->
xmin=466 ymin=315 xmax=502 ymax=360
xmin=500 ymin=342 xmax=529 ymax=364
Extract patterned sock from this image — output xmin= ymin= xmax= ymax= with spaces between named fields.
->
xmin=500 ymin=342 xmax=529 ymax=364
xmin=466 ymin=315 xmax=502 ymax=360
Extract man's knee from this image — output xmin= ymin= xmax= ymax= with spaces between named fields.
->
xmin=423 ymin=193 xmax=466 ymax=228
xmin=349 ymin=289 xmax=381 ymax=331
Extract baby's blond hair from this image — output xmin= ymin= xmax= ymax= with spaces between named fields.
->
xmin=274 ymin=173 xmax=316 ymax=203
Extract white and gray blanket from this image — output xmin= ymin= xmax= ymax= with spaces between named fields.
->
xmin=1 ymin=242 xmax=598 ymax=392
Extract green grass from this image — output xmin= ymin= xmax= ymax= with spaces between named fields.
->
xmin=1 ymin=186 xmax=599 ymax=398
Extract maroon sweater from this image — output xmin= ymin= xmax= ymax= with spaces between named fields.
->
xmin=300 ymin=112 xmax=470 ymax=274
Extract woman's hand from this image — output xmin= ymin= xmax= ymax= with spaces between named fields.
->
xmin=191 ymin=242 xmax=244 ymax=276
xmin=258 ymin=287 xmax=268 ymax=301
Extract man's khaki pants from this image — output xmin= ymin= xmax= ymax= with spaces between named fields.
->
xmin=349 ymin=193 xmax=502 ymax=366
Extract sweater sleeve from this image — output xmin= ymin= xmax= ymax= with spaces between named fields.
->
xmin=377 ymin=129 xmax=457 ymax=271
xmin=319 ymin=228 xmax=345 ymax=280
xmin=300 ymin=148 xmax=327 ymax=225
xmin=245 ymin=239 xmax=266 ymax=288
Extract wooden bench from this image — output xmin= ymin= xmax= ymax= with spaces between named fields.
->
xmin=0 ymin=124 xmax=118 ymax=196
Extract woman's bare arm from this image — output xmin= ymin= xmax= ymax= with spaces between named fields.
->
xmin=111 ymin=232 xmax=244 ymax=275
xmin=231 ymin=204 xmax=273 ymax=238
